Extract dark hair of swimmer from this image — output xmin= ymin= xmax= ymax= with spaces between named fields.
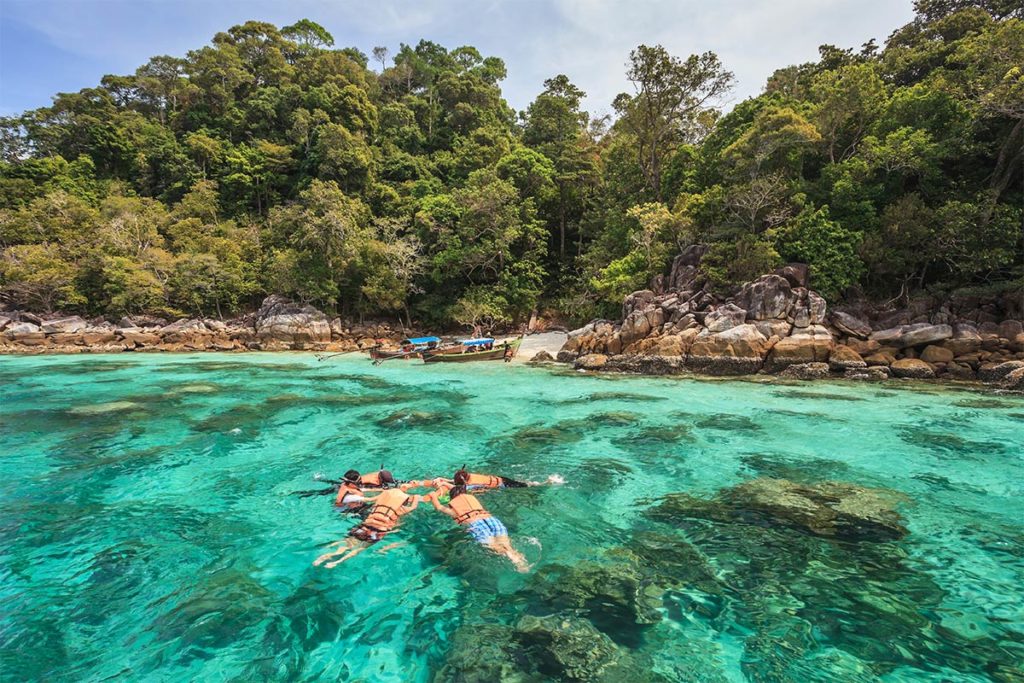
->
xmin=379 ymin=470 xmax=396 ymax=485
xmin=449 ymin=484 xmax=467 ymax=499
xmin=453 ymin=469 xmax=469 ymax=485
xmin=343 ymin=470 xmax=360 ymax=483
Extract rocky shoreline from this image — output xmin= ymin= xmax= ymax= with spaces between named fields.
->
xmin=0 ymin=295 xmax=404 ymax=355
xmin=553 ymin=247 xmax=1024 ymax=392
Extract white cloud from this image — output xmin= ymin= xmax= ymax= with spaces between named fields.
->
xmin=2 ymin=0 xmax=916 ymax=115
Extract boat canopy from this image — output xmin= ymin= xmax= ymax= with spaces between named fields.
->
xmin=403 ymin=336 xmax=441 ymax=345
xmin=460 ymin=338 xmax=495 ymax=347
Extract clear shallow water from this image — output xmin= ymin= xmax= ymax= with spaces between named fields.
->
xmin=1 ymin=354 xmax=1022 ymax=682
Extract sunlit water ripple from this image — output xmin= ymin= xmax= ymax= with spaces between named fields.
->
xmin=1 ymin=353 xmax=1022 ymax=681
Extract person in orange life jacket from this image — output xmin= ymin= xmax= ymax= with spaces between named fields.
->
xmin=447 ymin=467 xmax=529 ymax=491
xmin=333 ymin=470 xmax=371 ymax=514
xmin=427 ymin=485 xmax=528 ymax=572
xmin=359 ymin=468 xmax=398 ymax=489
xmin=314 ymin=488 xmax=421 ymax=568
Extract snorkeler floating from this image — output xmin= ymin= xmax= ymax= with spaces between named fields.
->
xmin=305 ymin=465 xmax=553 ymax=571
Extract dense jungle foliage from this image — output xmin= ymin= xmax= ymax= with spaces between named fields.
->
xmin=1 ymin=1 xmax=1021 ymax=326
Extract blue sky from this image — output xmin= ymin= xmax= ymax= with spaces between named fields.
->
xmin=0 ymin=0 xmax=915 ymax=118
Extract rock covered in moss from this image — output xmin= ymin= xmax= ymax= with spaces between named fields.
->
xmin=513 ymin=613 xmax=618 ymax=680
xmin=652 ymin=478 xmax=908 ymax=542
xmin=434 ymin=623 xmax=534 ymax=683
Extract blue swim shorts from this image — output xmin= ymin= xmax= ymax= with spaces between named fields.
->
xmin=465 ymin=517 xmax=507 ymax=543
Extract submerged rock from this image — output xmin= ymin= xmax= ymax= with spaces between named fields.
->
xmin=435 ymin=623 xmax=533 ymax=683
xmin=652 ymin=478 xmax=909 ymax=542
xmin=526 ymin=560 xmax=664 ymax=627
xmin=514 ymin=613 xmax=618 ymax=681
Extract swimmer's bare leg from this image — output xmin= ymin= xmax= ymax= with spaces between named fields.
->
xmin=485 ymin=535 xmax=529 ymax=572
xmin=313 ymin=539 xmax=352 ymax=566
xmin=324 ymin=541 xmax=371 ymax=568
xmin=376 ymin=541 xmax=405 ymax=554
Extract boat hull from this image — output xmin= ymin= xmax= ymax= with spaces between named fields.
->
xmin=422 ymin=339 xmax=521 ymax=363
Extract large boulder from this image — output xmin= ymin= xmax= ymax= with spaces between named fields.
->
xmin=870 ymin=326 xmax=905 ymax=345
xmin=704 ymin=303 xmax=747 ymax=333
xmin=687 ymin=324 xmax=771 ymax=375
xmin=831 ymin=311 xmax=871 ymax=339
xmin=667 ymin=244 xmax=708 ymax=292
xmin=618 ymin=308 xmax=654 ymax=348
xmin=1001 ymin=367 xmax=1024 ymax=391
xmin=944 ymin=324 xmax=983 ymax=356
xmin=919 ymin=345 xmax=954 ymax=364
xmin=622 ymin=289 xmax=656 ymax=319
xmin=766 ymin=325 xmax=834 ymax=371
xmin=806 ymin=291 xmax=827 ymax=325
xmin=5 ymin=321 xmax=41 ymax=334
xmin=254 ymin=295 xmax=331 ymax=344
xmin=898 ymin=323 xmax=952 ymax=348
xmin=978 ymin=360 xmax=1024 ymax=383
xmin=774 ymin=263 xmax=809 ymax=288
xmin=828 ymin=344 xmax=866 ymax=371
xmin=890 ymin=358 xmax=936 ymax=379
xmin=41 ymin=316 xmax=88 ymax=334
xmin=530 ymin=350 xmax=555 ymax=363
xmin=735 ymin=274 xmax=795 ymax=320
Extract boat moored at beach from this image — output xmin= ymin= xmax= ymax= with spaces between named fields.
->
xmin=368 ymin=336 xmax=442 ymax=361
xmin=421 ymin=337 xmax=522 ymax=363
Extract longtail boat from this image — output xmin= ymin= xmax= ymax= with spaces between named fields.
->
xmin=368 ymin=336 xmax=441 ymax=361
xmin=421 ymin=337 xmax=522 ymax=363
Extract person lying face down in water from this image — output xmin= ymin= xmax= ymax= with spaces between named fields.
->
xmin=427 ymin=485 xmax=528 ymax=572
xmin=315 ymin=488 xmax=420 ymax=568
xmin=440 ymin=467 xmax=530 ymax=491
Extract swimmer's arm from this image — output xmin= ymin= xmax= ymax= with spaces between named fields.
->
xmin=426 ymin=491 xmax=457 ymax=518
xmin=402 ymin=495 xmax=421 ymax=513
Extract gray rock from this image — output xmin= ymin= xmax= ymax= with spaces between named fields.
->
xmin=775 ymin=263 xmax=809 ymax=288
xmin=998 ymin=320 xmax=1023 ymax=340
xmin=831 ymin=311 xmax=872 ymax=339
xmin=254 ymin=295 xmax=331 ymax=343
xmin=705 ymin=303 xmax=747 ymax=333
xmin=870 ymin=326 xmax=905 ymax=345
xmin=0 ymin=316 xmax=11 ymax=332
xmin=735 ymin=274 xmax=796 ymax=320
xmin=5 ymin=322 xmax=41 ymax=334
xmin=159 ymin=318 xmax=207 ymax=334
xmin=807 ymin=291 xmax=827 ymax=324
xmin=41 ymin=316 xmax=88 ymax=334
xmin=530 ymin=350 xmax=555 ymax=363
xmin=899 ymin=323 xmax=952 ymax=348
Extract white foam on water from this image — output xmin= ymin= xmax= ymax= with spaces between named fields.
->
xmin=228 ymin=427 xmax=242 ymax=435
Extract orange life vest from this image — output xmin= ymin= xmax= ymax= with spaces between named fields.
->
xmin=466 ymin=473 xmax=502 ymax=489
xmin=360 ymin=471 xmax=386 ymax=487
xmin=363 ymin=489 xmax=409 ymax=531
xmin=449 ymin=493 xmax=491 ymax=525
xmin=334 ymin=482 xmax=363 ymax=507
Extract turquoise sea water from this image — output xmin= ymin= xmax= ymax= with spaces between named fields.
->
xmin=1 ymin=353 xmax=1022 ymax=682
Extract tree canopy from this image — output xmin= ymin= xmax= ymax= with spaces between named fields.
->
xmin=2 ymin=5 xmax=1020 ymax=325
